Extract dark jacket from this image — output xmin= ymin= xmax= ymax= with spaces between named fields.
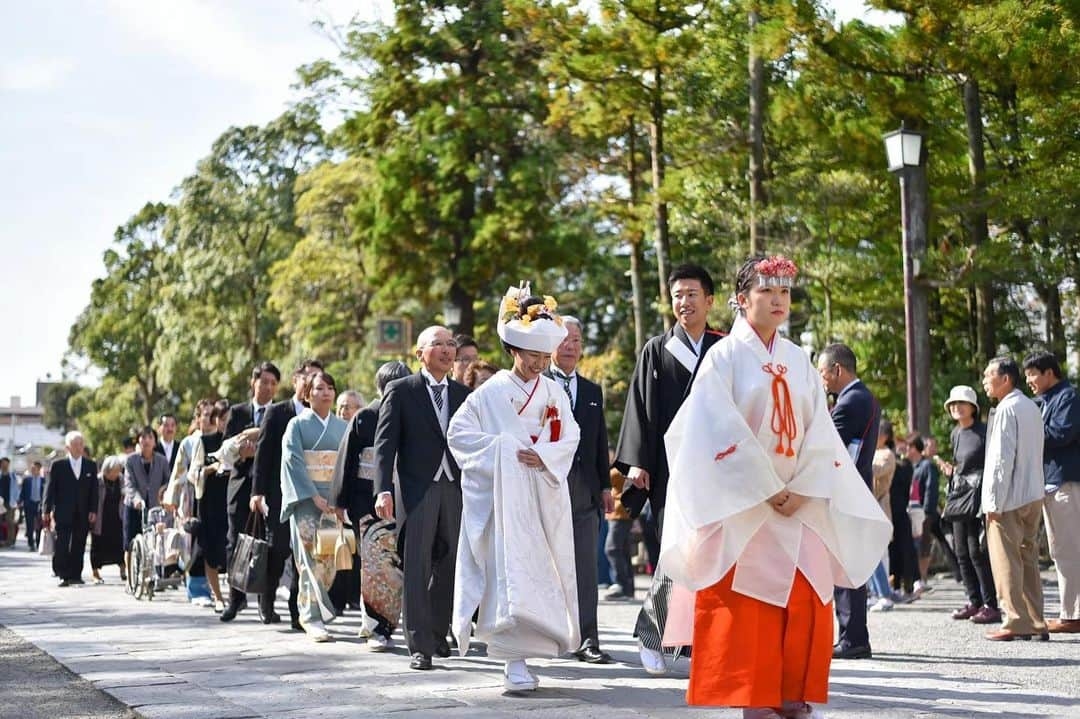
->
xmin=44 ymin=458 xmax=99 ymax=527
xmin=224 ymin=401 xmax=259 ymax=513
xmin=830 ymin=379 xmax=880 ymax=488
xmin=913 ymin=457 xmax=941 ymax=516
xmin=374 ymin=373 xmax=468 ymax=516
xmin=336 ymin=400 xmax=380 ymax=522
xmin=252 ymin=398 xmax=299 ymax=550
xmin=1035 ymin=379 xmax=1080 ymax=489
xmin=20 ymin=473 xmax=45 ymax=506
xmin=545 ymin=370 xmax=609 ymax=513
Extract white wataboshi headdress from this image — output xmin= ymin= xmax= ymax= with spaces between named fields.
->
xmin=496 ymin=281 xmax=567 ymax=354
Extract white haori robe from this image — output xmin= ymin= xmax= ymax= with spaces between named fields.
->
xmin=660 ymin=316 xmax=892 ymax=646
xmin=448 ymin=369 xmax=582 ymax=660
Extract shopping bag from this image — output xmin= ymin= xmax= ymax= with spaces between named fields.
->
xmin=38 ymin=529 xmax=55 ymax=557
xmin=227 ymin=511 xmax=269 ymax=593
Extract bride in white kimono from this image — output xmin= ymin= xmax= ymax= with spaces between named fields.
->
xmin=448 ymin=285 xmax=581 ymax=693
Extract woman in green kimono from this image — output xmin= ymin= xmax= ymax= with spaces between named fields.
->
xmin=280 ymin=369 xmax=349 ymax=642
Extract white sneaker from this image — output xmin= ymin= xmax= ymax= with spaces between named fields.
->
xmin=368 ymin=634 xmax=392 ymax=652
xmin=869 ymin=597 xmax=894 ymax=612
xmin=306 ymin=621 xmax=333 ymax=643
xmin=503 ymin=660 xmax=538 ymax=692
xmin=638 ymin=640 xmax=668 ymax=675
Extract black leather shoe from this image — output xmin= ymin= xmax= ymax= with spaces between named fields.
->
xmin=434 ymin=638 xmax=452 ymax=658
xmin=832 ymin=644 xmax=872 ymax=659
xmin=220 ymin=598 xmax=247 ymax=622
xmin=410 ymin=653 xmax=433 ymax=670
xmin=57 ymin=579 xmax=70 ymax=588
xmin=576 ymin=647 xmax=613 ymax=664
xmin=259 ymin=608 xmax=281 ymax=624
xmin=290 ymin=619 xmax=304 ymax=632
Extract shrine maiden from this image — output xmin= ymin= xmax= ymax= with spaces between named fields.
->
xmin=659 ymin=256 xmax=891 ymax=718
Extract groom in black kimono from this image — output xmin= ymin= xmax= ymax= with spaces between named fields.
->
xmin=614 ymin=263 xmax=724 ymax=675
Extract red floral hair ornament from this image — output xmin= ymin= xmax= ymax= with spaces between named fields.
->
xmin=754 ymin=255 xmax=799 ymax=288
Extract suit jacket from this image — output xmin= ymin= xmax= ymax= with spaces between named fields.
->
xmin=0 ymin=471 xmax=15 ymax=507
xmin=252 ymin=398 xmax=299 ymax=535
xmin=20 ymin=474 xmax=45 ymax=506
xmin=545 ymin=370 xmax=609 ymax=513
xmin=43 ymin=458 xmax=98 ymax=526
xmin=831 ymin=379 xmax=880 ymax=489
xmin=154 ymin=440 xmax=180 ymax=472
xmin=123 ymin=453 xmax=170 ymax=509
xmin=337 ymin=399 xmax=380 ymax=522
xmin=374 ymin=373 xmax=468 ymax=516
xmin=224 ymin=401 xmax=259 ymax=513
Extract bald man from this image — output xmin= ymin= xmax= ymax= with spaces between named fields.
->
xmin=374 ymin=326 xmax=469 ymax=670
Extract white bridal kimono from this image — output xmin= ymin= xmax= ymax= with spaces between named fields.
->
xmin=660 ymin=316 xmax=892 ymax=645
xmin=448 ymin=369 xmax=582 ymax=659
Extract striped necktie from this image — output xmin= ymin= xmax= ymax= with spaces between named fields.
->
xmin=430 ymin=383 xmax=445 ymax=412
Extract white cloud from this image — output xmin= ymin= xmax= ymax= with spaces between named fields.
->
xmin=0 ymin=56 xmax=75 ymax=91
xmin=101 ymin=0 xmax=328 ymax=93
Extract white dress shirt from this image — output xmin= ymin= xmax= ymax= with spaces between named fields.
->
xmin=421 ymin=368 xmax=455 ymax=482
xmin=549 ymin=364 xmax=578 ymax=408
xmin=69 ymin=456 xmax=83 ymax=479
xmin=982 ymin=388 xmax=1046 ymax=514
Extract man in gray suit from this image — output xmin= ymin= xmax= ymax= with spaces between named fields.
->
xmin=123 ymin=426 xmax=170 ymax=563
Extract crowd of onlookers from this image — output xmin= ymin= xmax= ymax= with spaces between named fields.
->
xmin=865 ymin=351 xmax=1079 ymax=639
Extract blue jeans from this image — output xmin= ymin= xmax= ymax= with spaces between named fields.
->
xmin=597 ymin=513 xmax=613 ymax=585
xmin=868 ymin=560 xmax=891 ymax=599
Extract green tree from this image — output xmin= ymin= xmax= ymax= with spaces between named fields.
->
xmin=41 ymin=381 xmax=81 ymax=431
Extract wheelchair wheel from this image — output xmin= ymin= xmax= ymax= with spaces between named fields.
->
xmin=128 ymin=539 xmax=147 ymax=599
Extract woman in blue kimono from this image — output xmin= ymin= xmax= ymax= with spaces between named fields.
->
xmin=280 ymin=369 xmax=349 ymax=642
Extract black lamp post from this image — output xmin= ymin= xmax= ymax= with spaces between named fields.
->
xmin=884 ymin=125 xmax=930 ymax=434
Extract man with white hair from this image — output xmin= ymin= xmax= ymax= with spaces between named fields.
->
xmin=336 ymin=390 xmax=364 ymax=422
xmin=544 ymin=316 xmax=615 ymax=664
xmin=43 ymin=432 xmax=98 ymax=586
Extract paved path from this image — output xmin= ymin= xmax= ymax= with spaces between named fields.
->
xmin=1 ymin=546 xmax=1077 ymax=718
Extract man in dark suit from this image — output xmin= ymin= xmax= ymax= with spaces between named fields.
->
xmin=20 ymin=461 xmax=46 ymax=550
xmin=153 ymin=414 xmax=180 ymax=472
xmin=251 ymin=358 xmax=321 ymax=628
xmin=374 ymin=326 xmax=468 ymax=670
xmin=545 ymin=316 xmax=615 ymax=664
xmin=221 ymin=361 xmax=280 ymax=622
xmin=0 ymin=457 xmax=18 ymax=547
xmin=819 ymin=342 xmax=881 ymax=660
xmin=42 ymin=432 xmax=98 ymax=586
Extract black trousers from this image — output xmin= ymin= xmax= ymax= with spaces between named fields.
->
xmin=924 ymin=514 xmax=962 ymax=581
xmin=54 ymin=522 xmax=89 ymax=581
xmin=953 ymin=516 xmax=997 ymax=608
xmin=834 ymin=585 xmax=869 ymax=649
xmin=400 ymin=480 xmax=461 ymax=658
xmin=226 ymin=502 xmax=250 ymax=607
xmin=261 ymin=519 xmax=299 ymax=622
xmin=24 ymin=501 xmax=41 ymax=547
xmin=572 ymin=509 xmax=601 ymax=650
xmin=888 ymin=514 xmax=919 ymax=593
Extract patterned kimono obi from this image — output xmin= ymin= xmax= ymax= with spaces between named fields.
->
xmin=304 ymin=450 xmax=337 ymax=501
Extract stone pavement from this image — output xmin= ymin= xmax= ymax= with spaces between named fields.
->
xmin=1 ymin=546 xmax=1077 ymax=719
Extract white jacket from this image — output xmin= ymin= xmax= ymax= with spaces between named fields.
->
xmin=982 ymin=389 xmax=1045 ymax=513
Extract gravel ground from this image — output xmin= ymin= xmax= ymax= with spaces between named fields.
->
xmin=0 ymin=624 xmax=142 ymax=719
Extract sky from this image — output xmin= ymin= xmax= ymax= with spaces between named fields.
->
xmin=0 ymin=0 xmax=891 ymax=408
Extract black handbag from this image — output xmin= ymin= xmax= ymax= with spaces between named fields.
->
xmin=619 ymin=483 xmax=649 ymax=520
xmin=942 ymin=472 xmax=981 ymax=522
xmin=228 ymin=511 xmax=269 ymax=594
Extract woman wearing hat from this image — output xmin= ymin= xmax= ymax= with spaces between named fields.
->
xmin=448 ymin=285 xmax=582 ymax=692
xmin=940 ymin=386 xmax=1000 ymax=624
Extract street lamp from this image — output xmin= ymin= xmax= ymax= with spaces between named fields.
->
xmin=443 ymin=301 xmax=462 ymax=331
xmin=884 ymin=124 xmax=929 ymax=434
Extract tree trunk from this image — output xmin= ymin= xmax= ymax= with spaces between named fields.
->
xmin=748 ymin=5 xmax=767 ymax=255
xmin=628 ymin=119 xmax=647 ymax=356
xmin=962 ymin=79 xmax=995 ymax=367
xmin=649 ymin=65 xmax=672 ymax=331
